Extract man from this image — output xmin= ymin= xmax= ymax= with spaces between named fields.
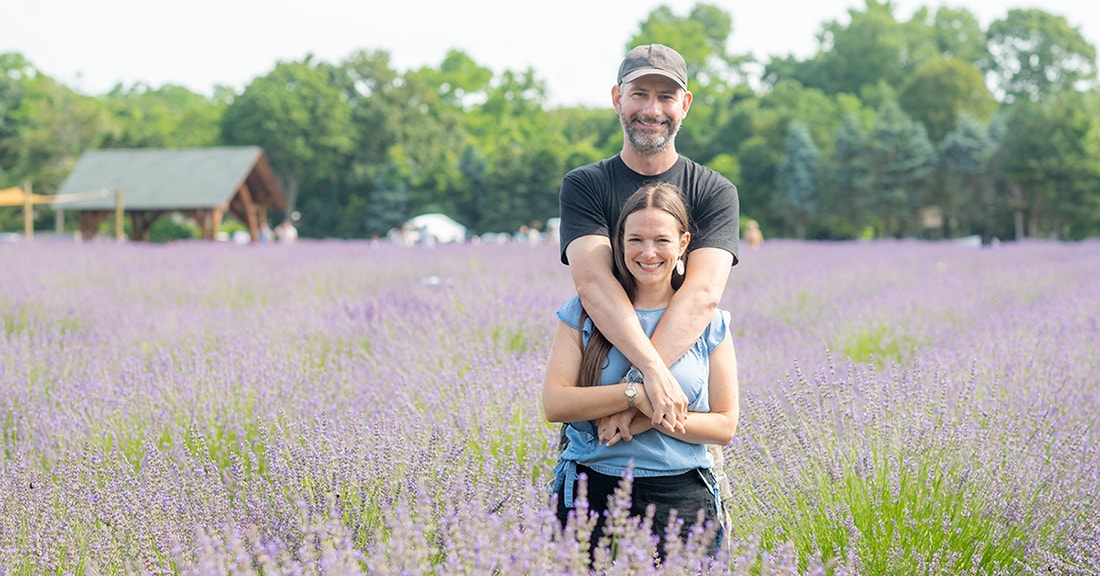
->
xmin=559 ymin=43 xmax=740 ymax=432
xmin=557 ymin=43 xmax=740 ymax=532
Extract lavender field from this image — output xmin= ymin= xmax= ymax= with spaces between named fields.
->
xmin=1 ymin=239 xmax=1097 ymax=575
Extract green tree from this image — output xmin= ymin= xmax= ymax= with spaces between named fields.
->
xmin=0 ymin=55 xmax=107 ymax=232
xmin=474 ymin=69 xmax=563 ymax=233
xmin=387 ymin=63 xmax=472 ymax=222
xmin=363 ymin=163 xmax=409 ymax=238
xmin=0 ymin=54 xmax=28 ymax=182
xmin=937 ymin=115 xmax=994 ymax=239
xmin=774 ymin=122 xmax=819 ymax=239
xmin=866 ymin=102 xmax=936 ymax=237
xmin=221 ymin=56 xmax=356 ymax=221
xmin=928 ymin=7 xmax=988 ymax=65
xmin=825 ymin=113 xmax=874 ymax=239
xmin=789 ymin=0 xmax=910 ymax=96
xmin=985 ymin=9 xmax=1098 ymax=102
xmin=1000 ymin=94 xmax=1100 ymax=239
xmin=337 ymin=49 xmax=405 ymax=237
xmin=423 ymin=49 xmax=493 ymax=109
xmin=898 ymin=57 xmax=996 ymax=142
xmin=99 ymin=83 xmax=224 ymax=149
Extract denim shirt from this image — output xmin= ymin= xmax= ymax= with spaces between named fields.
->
xmin=550 ymin=296 xmax=729 ymax=509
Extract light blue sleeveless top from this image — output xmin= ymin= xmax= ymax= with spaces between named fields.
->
xmin=553 ymin=296 xmax=730 ymax=484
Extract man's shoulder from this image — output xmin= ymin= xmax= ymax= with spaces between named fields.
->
xmin=675 ymin=156 xmax=733 ymax=185
xmin=564 ymin=155 xmax=621 ymax=180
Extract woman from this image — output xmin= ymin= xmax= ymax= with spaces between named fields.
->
xmin=543 ymin=182 xmax=739 ymax=559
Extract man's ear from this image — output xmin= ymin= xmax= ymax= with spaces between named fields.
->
xmin=612 ymin=84 xmax=623 ymax=114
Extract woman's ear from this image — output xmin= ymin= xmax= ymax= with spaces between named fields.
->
xmin=679 ymin=231 xmax=691 ymax=254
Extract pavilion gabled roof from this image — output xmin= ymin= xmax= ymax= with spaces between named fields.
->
xmin=57 ymin=146 xmax=286 ymax=211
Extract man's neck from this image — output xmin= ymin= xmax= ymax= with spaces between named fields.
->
xmin=620 ymin=147 xmax=679 ymax=176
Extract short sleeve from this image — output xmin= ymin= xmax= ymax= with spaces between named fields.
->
xmin=688 ymin=178 xmax=740 ymax=266
xmin=556 ymin=296 xmax=593 ymax=345
xmin=703 ymin=309 xmax=730 ymax=352
xmin=558 ymin=166 xmax=611 ymax=265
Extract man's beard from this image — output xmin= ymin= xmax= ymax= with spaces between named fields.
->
xmin=621 ymin=112 xmax=680 ymax=157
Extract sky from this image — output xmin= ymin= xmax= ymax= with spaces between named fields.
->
xmin=4 ymin=0 xmax=1099 ymax=108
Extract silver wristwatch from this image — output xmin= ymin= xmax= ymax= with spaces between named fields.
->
xmin=624 ymin=367 xmax=643 ymax=409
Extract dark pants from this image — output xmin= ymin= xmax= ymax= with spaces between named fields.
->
xmin=556 ymin=465 xmax=721 ymax=560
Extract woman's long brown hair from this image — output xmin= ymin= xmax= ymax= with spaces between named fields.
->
xmin=576 ymin=182 xmax=690 ymax=387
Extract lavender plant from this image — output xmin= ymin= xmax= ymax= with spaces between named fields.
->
xmin=0 ymin=238 xmax=1096 ymax=575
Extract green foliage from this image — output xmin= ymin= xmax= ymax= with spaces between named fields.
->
xmin=777 ymin=0 xmax=914 ymax=97
xmin=774 ymin=122 xmax=819 ymax=239
xmin=823 ymin=114 xmax=872 ymax=239
xmin=147 ymin=213 xmax=200 ymax=243
xmin=898 ymin=57 xmax=997 ymax=143
xmin=220 ymin=56 xmax=357 ymax=215
xmin=840 ymin=324 xmax=913 ymax=367
xmin=1000 ymin=93 xmax=1100 ymax=239
xmin=985 ymin=9 xmax=1098 ymax=103
xmin=866 ymin=102 xmax=936 ymax=237
xmin=937 ymin=115 xmax=996 ymax=239
xmin=928 ymin=7 xmax=989 ymax=65
xmin=99 ymin=84 xmax=224 ymax=149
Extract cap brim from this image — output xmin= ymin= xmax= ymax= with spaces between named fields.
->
xmin=620 ymin=68 xmax=687 ymax=91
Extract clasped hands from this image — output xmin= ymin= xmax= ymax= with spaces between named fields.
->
xmin=598 ymin=371 xmax=688 ymax=446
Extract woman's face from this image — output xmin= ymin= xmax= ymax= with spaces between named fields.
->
xmin=621 ymin=207 xmax=688 ymax=288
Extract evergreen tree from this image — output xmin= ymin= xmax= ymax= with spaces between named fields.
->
xmin=774 ymin=122 xmax=819 ymax=239
xmin=826 ymin=114 xmax=873 ymax=239
xmin=938 ymin=115 xmax=994 ymax=239
xmin=866 ymin=102 xmax=936 ymax=237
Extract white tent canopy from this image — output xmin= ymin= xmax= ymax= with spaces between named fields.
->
xmin=391 ymin=213 xmax=468 ymax=244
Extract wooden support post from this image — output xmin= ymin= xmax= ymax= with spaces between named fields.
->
xmin=236 ymin=183 xmax=259 ymax=242
xmin=22 ymin=181 xmax=32 ymax=240
xmin=213 ymin=207 xmax=224 ymax=241
xmin=78 ymin=211 xmax=109 ymax=240
xmin=114 ymin=188 xmax=124 ymax=240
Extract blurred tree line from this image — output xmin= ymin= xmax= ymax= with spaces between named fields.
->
xmin=1 ymin=0 xmax=1098 ymax=241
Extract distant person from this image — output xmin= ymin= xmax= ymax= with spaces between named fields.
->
xmin=276 ymin=220 xmax=298 ymax=243
xmin=743 ymin=219 xmax=763 ymax=249
xmin=515 ymin=224 xmax=531 ymax=243
xmin=528 ymin=220 xmax=543 ymax=244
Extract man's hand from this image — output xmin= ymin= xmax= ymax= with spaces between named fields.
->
xmin=642 ymin=365 xmax=688 ymax=433
xmin=597 ymin=411 xmax=635 ymax=446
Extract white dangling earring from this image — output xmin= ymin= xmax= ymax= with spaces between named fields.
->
xmin=675 ymin=258 xmax=685 ymax=276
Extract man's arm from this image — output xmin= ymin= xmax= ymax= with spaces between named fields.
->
xmin=650 ymin=247 xmax=734 ymax=364
xmin=565 ymin=234 xmax=688 ymax=433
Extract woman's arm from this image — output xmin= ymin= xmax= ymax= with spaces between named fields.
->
xmin=542 ymin=319 xmax=637 ymax=423
xmin=625 ymin=331 xmax=739 ymax=445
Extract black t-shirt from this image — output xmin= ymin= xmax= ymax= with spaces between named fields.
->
xmin=558 ymin=154 xmax=740 ymax=266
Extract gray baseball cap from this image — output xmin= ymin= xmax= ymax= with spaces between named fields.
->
xmin=617 ymin=44 xmax=688 ymax=91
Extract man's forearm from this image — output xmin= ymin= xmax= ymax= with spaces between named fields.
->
xmin=567 ymin=236 xmax=666 ymax=373
xmin=575 ymin=270 xmax=665 ymax=372
xmin=650 ymin=247 xmax=732 ymax=366
xmin=650 ymin=285 xmax=720 ymax=366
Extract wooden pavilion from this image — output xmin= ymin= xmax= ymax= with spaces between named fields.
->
xmin=57 ymin=146 xmax=287 ymax=241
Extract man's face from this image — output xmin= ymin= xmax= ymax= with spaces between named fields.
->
xmin=613 ymin=75 xmax=692 ymax=157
